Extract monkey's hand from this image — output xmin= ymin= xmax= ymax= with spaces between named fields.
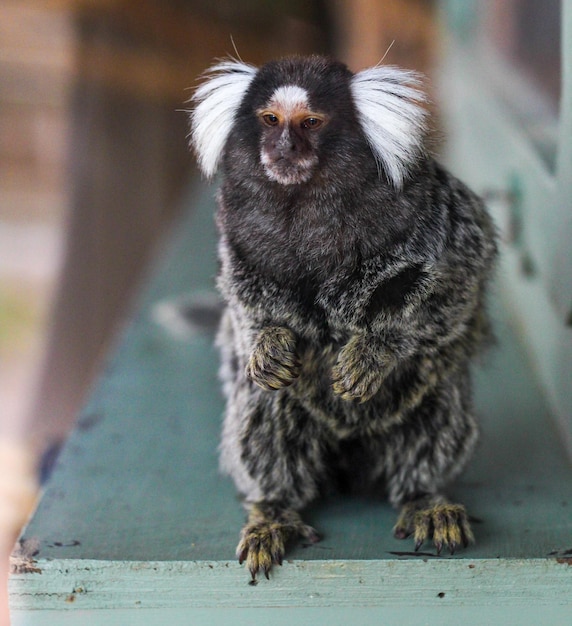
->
xmin=246 ymin=326 xmax=302 ymax=391
xmin=237 ymin=505 xmax=320 ymax=580
xmin=332 ymin=333 xmax=396 ymax=402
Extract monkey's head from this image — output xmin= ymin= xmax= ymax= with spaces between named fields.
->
xmin=190 ymin=55 xmax=427 ymax=189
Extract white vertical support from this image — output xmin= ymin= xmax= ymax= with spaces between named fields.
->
xmin=547 ymin=0 xmax=572 ymax=450
xmin=551 ymin=0 xmax=572 ymax=322
xmin=437 ymin=0 xmax=572 ymax=456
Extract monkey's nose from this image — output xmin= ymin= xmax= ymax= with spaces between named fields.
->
xmin=268 ymin=144 xmax=296 ymax=163
xmin=278 ymin=130 xmax=298 ymax=153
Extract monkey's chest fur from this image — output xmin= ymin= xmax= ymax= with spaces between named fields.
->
xmin=215 ymin=164 xmax=494 ymax=447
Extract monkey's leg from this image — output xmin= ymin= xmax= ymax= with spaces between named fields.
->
xmin=220 ymin=385 xmax=329 ymax=579
xmin=381 ymin=369 xmax=478 ymax=554
xmin=237 ymin=503 xmax=320 ymax=580
xmin=393 ymin=494 xmax=474 ymax=554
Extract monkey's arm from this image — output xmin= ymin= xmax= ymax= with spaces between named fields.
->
xmin=219 ymin=301 xmax=302 ymax=391
xmin=217 ymin=233 xmax=306 ymax=391
xmin=331 ymin=254 xmax=491 ymax=402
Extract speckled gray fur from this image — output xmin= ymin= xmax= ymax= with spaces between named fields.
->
xmin=190 ymin=55 xmax=498 ymax=577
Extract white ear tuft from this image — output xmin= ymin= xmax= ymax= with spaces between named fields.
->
xmin=350 ymin=66 xmax=428 ymax=188
xmin=190 ymin=60 xmax=257 ymax=178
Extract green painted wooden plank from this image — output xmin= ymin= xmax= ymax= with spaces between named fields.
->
xmin=11 ymin=604 xmax=572 ymax=626
xmin=9 ymin=180 xmax=572 ymax=620
xmin=9 ymin=557 xmax=572 ymax=611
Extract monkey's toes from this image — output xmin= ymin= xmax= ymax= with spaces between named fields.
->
xmin=246 ymin=326 xmax=301 ymax=391
xmin=237 ymin=522 xmax=286 ymax=580
xmin=237 ymin=517 xmax=320 ymax=580
xmin=394 ymin=501 xmax=474 ymax=555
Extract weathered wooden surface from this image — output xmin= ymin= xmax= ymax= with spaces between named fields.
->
xmin=10 ymin=181 xmax=572 ymax=624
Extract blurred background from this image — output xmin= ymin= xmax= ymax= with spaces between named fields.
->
xmin=0 ymin=0 xmax=566 ymax=623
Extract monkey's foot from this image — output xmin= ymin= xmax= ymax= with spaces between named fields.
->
xmin=237 ymin=505 xmax=320 ymax=580
xmin=246 ymin=327 xmax=301 ymax=391
xmin=332 ymin=333 xmax=396 ymax=402
xmin=394 ymin=497 xmax=474 ymax=554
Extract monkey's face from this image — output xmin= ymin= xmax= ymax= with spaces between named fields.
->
xmin=191 ymin=56 xmax=427 ymax=189
xmin=256 ymin=85 xmax=327 ymax=186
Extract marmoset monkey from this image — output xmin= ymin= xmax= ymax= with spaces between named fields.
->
xmin=190 ymin=55 xmax=497 ymax=580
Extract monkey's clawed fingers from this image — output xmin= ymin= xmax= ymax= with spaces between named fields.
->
xmin=332 ymin=334 xmax=395 ymax=402
xmin=332 ymin=364 xmax=383 ymax=402
xmin=246 ymin=326 xmax=301 ymax=391
xmin=394 ymin=501 xmax=474 ymax=555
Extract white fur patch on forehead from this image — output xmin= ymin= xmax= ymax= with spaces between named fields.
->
xmin=267 ymin=85 xmax=310 ymax=116
xmin=351 ymin=65 xmax=428 ymax=189
xmin=190 ymin=60 xmax=257 ymax=178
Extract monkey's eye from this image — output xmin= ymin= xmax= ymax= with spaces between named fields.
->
xmin=261 ymin=113 xmax=280 ymax=126
xmin=301 ymin=117 xmax=323 ymax=130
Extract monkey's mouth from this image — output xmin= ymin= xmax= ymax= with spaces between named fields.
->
xmin=261 ymin=152 xmax=317 ymax=186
